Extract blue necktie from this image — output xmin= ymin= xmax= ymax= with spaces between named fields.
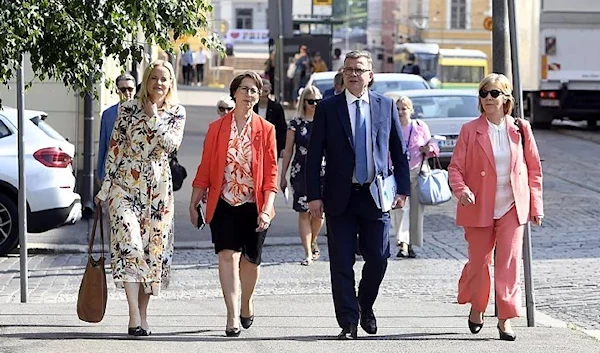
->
xmin=355 ymin=99 xmax=368 ymax=184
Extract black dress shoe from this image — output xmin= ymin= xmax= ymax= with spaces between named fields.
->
xmin=240 ymin=315 xmax=254 ymax=329
xmin=128 ymin=326 xmax=150 ymax=336
xmin=337 ymin=324 xmax=358 ymax=340
xmin=360 ymin=310 xmax=377 ymax=335
xmin=497 ymin=325 xmax=516 ymax=341
xmin=225 ymin=327 xmax=241 ymax=337
xmin=407 ymin=246 xmax=417 ymax=258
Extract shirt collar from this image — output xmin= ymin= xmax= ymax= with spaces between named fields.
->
xmin=487 ymin=117 xmax=506 ymax=131
xmin=345 ymin=89 xmax=370 ymax=106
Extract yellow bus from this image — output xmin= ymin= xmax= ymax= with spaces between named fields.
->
xmin=437 ymin=49 xmax=488 ymax=89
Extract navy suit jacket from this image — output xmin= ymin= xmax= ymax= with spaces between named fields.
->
xmin=306 ymin=90 xmax=411 ymax=216
xmin=96 ymin=103 xmax=119 ymax=181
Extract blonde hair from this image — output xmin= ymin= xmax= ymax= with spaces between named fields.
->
xmin=138 ymin=60 xmax=179 ymax=108
xmin=478 ymin=73 xmax=514 ymax=115
xmin=396 ymin=96 xmax=414 ymax=115
xmin=297 ymin=85 xmax=322 ymax=117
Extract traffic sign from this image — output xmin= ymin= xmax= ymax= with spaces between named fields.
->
xmin=484 ymin=16 xmax=493 ymax=31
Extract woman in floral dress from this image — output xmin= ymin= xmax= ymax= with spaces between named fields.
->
xmin=95 ymin=60 xmax=185 ymax=336
xmin=280 ymin=85 xmax=325 ymax=266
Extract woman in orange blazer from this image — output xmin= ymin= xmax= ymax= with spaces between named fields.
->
xmin=448 ymin=73 xmax=543 ymax=341
xmin=189 ymin=71 xmax=278 ymax=337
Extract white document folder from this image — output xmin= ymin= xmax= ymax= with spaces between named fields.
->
xmin=369 ymin=173 xmax=397 ymax=212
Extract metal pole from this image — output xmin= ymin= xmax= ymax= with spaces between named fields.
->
xmin=492 ymin=0 xmax=511 ymax=318
xmin=82 ymin=76 xmax=95 ymax=219
xmin=508 ymin=0 xmax=536 ymax=327
xmin=277 ymin=0 xmax=285 ymax=103
xmin=16 ymin=53 xmax=28 ymax=303
xmin=345 ymin=1 xmax=351 ymax=51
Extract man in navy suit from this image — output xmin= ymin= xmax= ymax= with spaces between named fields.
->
xmin=96 ymin=74 xmax=136 ymax=184
xmin=306 ymin=50 xmax=410 ymax=339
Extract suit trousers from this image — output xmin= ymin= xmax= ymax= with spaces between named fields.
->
xmin=457 ymin=206 xmax=524 ymax=320
xmin=326 ymin=184 xmax=390 ymax=329
xmin=391 ymin=167 xmax=424 ymax=247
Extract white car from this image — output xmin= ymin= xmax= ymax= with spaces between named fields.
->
xmin=0 ymin=107 xmax=82 ymax=255
xmin=306 ymin=71 xmax=430 ymax=96
xmin=385 ymin=89 xmax=480 ymax=165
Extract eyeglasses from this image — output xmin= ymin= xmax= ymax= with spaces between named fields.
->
xmin=305 ymin=99 xmax=321 ymax=105
xmin=238 ymin=86 xmax=259 ymax=96
xmin=119 ymin=87 xmax=135 ymax=93
xmin=218 ymin=106 xmax=233 ymax=113
xmin=479 ymin=89 xmax=504 ymax=98
xmin=342 ymin=67 xmax=371 ymax=76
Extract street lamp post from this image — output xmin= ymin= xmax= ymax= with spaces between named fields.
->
xmin=345 ymin=0 xmax=353 ymax=51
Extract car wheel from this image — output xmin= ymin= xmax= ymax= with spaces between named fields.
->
xmin=0 ymin=194 xmax=19 ymax=255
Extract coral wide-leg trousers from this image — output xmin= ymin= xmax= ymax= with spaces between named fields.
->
xmin=457 ymin=207 xmax=524 ymax=320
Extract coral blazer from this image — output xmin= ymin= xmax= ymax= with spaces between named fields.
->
xmin=448 ymin=115 xmax=543 ymax=227
xmin=192 ymin=111 xmax=278 ymax=223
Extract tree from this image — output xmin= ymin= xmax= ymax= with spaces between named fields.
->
xmin=0 ymin=0 xmax=222 ymax=95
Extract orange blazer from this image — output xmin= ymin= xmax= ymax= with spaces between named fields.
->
xmin=448 ymin=115 xmax=543 ymax=227
xmin=192 ymin=111 xmax=278 ymax=223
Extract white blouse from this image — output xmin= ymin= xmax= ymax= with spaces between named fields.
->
xmin=488 ymin=118 xmax=515 ymax=219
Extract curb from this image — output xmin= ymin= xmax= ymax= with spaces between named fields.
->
xmin=534 ymin=309 xmax=600 ymax=341
xmin=18 ymin=236 xmax=314 ymax=255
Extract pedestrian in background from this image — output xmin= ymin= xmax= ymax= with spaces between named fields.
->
xmin=292 ymin=45 xmax=310 ymax=107
xmin=216 ymin=96 xmax=235 ymax=117
xmin=280 ymin=85 xmax=325 ymax=266
xmin=323 ymin=72 xmax=344 ymax=99
xmin=253 ymin=79 xmax=287 ymax=157
xmin=448 ymin=73 xmax=543 ymax=341
xmin=194 ymin=47 xmax=207 ymax=86
xmin=95 ymin=60 xmax=186 ymax=336
xmin=306 ymin=50 xmax=411 ymax=339
xmin=189 ymin=71 xmax=278 ymax=337
xmin=391 ymin=96 xmax=439 ymax=258
xmin=181 ymin=46 xmax=194 ymax=85
xmin=96 ymin=73 xmax=136 ymax=185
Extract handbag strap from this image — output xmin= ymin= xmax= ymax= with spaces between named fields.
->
xmin=87 ymin=207 xmax=105 ymax=257
xmin=419 ymin=153 xmax=443 ymax=171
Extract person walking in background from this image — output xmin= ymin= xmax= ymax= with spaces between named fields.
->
xmin=181 ymin=46 xmax=194 ymax=85
xmin=391 ymin=96 xmax=439 ymax=258
xmin=306 ymin=50 xmax=411 ymax=339
xmin=253 ymin=79 xmax=287 ymax=157
xmin=189 ymin=71 xmax=278 ymax=337
xmin=323 ymin=72 xmax=344 ymax=99
xmin=401 ymin=54 xmax=421 ymax=76
xmin=280 ymin=86 xmax=325 ymax=266
xmin=292 ymin=45 xmax=310 ymax=107
xmin=448 ymin=73 xmax=543 ymax=341
xmin=311 ymin=52 xmax=328 ymax=73
xmin=96 ymin=73 xmax=136 ymax=184
xmin=95 ymin=60 xmax=186 ymax=336
xmin=216 ymin=95 xmax=235 ymax=117
xmin=194 ymin=47 xmax=207 ymax=86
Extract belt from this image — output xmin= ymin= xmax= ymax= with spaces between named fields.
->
xmin=352 ymin=182 xmax=371 ymax=189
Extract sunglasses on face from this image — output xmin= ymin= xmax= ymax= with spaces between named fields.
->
xmin=119 ymin=87 xmax=135 ymax=93
xmin=479 ymin=89 xmax=504 ymax=98
xmin=305 ymin=99 xmax=321 ymax=105
xmin=218 ymin=106 xmax=233 ymax=113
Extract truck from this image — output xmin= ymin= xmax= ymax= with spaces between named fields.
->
xmin=520 ymin=0 xmax=600 ymax=129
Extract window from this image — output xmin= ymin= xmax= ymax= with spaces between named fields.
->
xmin=441 ymin=65 xmax=485 ymax=84
xmin=450 ymin=0 xmax=467 ymax=29
xmin=0 ymin=119 xmax=12 ymax=139
xmin=235 ymin=8 xmax=253 ymax=29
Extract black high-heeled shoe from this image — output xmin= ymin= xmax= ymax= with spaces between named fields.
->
xmin=225 ymin=327 xmax=241 ymax=337
xmin=240 ymin=315 xmax=254 ymax=329
xmin=468 ymin=310 xmax=484 ymax=334
xmin=497 ymin=324 xmax=517 ymax=341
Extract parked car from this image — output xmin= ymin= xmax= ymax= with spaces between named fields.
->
xmin=306 ymin=71 xmax=430 ymax=97
xmin=0 ymin=107 xmax=82 ymax=255
xmin=385 ymin=89 xmax=480 ymax=165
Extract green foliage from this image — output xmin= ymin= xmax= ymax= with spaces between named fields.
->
xmin=0 ymin=0 xmax=222 ymax=96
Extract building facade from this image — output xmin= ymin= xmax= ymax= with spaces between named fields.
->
xmin=378 ymin=0 xmax=493 ymax=72
xmin=211 ymin=0 xmax=269 ymax=45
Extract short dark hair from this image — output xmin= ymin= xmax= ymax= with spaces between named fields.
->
xmin=334 ymin=72 xmax=343 ymax=86
xmin=229 ymin=71 xmax=263 ymax=99
xmin=115 ymin=73 xmax=135 ymax=86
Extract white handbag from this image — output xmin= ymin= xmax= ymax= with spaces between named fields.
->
xmin=417 ymin=156 xmax=452 ymax=206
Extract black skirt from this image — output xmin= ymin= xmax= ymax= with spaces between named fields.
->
xmin=210 ymin=198 xmax=267 ymax=265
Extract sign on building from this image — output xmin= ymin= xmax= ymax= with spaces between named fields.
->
xmin=313 ymin=0 xmax=332 ymax=16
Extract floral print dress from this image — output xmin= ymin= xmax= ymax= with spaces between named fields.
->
xmin=96 ymin=100 xmax=186 ymax=295
xmin=289 ymin=116 xmax=324 ymax=212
